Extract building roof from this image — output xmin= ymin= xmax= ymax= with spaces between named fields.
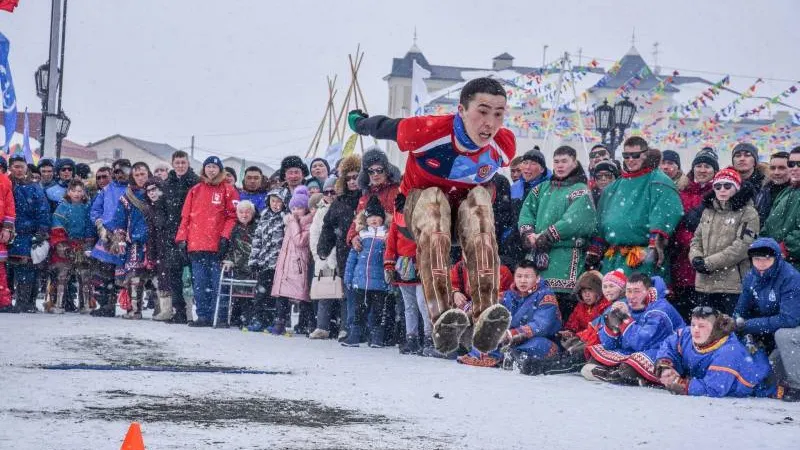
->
xmin=221 ymin=156 xmax=275 ymax=176
xmin=592 ymin=46 xmax=678 ymax=92
xmin=494 ymin=52 xmax=514 ymax=60
xmin=0 ymin=111 xmax=42 ymax=138
xmin=60 ymin=139 xmax=97 ymax=160
xmin=87 ymin=134 xmax=204 ymax=167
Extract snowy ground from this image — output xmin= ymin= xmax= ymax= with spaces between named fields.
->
xmin=1 ymin=311 xmax=799 ymax=450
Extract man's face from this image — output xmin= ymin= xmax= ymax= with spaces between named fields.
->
xmin=113 ymin=166 xmax=130 ymax=183
xmin=284 ymin=167 xmax=303 ymax=187
xmin=172 ymin=157 xmax=189 ymax=176
xmin=132 ymin=167 xmax=149 ymax=187
xmin=589 ymin=148 xmax=610 ymax=169
xmin=244 ymin=171 xmax=262 ymax=191
xmin=154 ymin=167 xmax=169 ymax=181
xmin=310 ymin=161 xmax=328 ymax=180
xmin=733 ymin=151 xmax=755 ymax=175
xmin=40 ymin=166 xmax=53 ymax=182
xmin=514 ymin=267 xmax=538 ymax=292
xmin=520 ymin=160 xmax=543 ymax=182
xmin=457 ymin=93 xmax=507 ymax=148
xmin=752 ymin=255 xmax=775 ymax=273
xmin=510 ymin=164 xmax=522 ymax=182
xmin=595 ymin=170 xmax=615 ymax=190
xmin=58 ymin=165 xmax=74 ymax=182
xmin=625 ymin=281 xmax=648 ymax=311
xmin=770 ymin=156 xmax=790 ymax=185
xmin=10 ymin=161 xmax=27 ymax=180
xmin=622 ymin=145 xmax=646 ymax=172
xmin=345 ymin=171 xmax=359 ymax=192
xmin=660 ymin=160 xmax=680 ymax=178
xmin=693 ymin=163 xmax=715 ymax=184
xmin=96 ymin=170 xmax=111 ymax=189
xmin=367 ymin=164 xmax=387 ymax=186
xmin=790 ymin=153 xmax=800 ymax=183
xmin=553 ymin=154 xmax=577 ymax=179
xmin=690 ymin=317 xmax=714 ymax=345
xmin=204 ymin=164 xmax=220 ymax=180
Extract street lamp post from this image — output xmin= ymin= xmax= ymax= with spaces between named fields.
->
xmin=593 ymin=97 xmax=636 ymax=157
xmin=54 ymin=111 xmax=70 ymax=159
xmin=34 ymin=63 xmax=51 ymax=145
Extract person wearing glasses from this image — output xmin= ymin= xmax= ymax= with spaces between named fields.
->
xmin=45 ymin=158 xmax=76 ymax=212
xmin=89 ymin=166 xmax=112 ymax=201
xmin=653 ymin=306 xmax=797 ymax=400
xmin=669 ymin=148 xmax=719 ymax=319
xmin=761 ymin=147 xmax=800 ymax=271
xmin=593 ymin=136 xmax=683 ymax=278
xmin=688 ymin=167 xmax=759 ymax=316
xmin=345 ymin=148 xmax=401 ymax=252
xmin=589 ymin=160 xmax=619 ymax=206
xmin=317 ymin=154 xmax=362 ymax=342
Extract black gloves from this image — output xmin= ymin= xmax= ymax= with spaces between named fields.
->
xmin=691 ymin=257 xmax=711 ymax=274
xmin=394 ymin=193 xmax=406 ymax=213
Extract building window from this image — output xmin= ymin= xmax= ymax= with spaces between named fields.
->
xmin=113 ymin=148 xmax=121 ymax=159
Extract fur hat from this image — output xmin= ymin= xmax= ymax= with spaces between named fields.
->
xmin=603 ymin=269 xmax=627 ymax=291
xmin=358 ymin=146 xmax=401 ymax=190
xmin=712 ymin=166 xmax=741 ymax=191
xmin=732 ymin=142 xmax=758 ymax=162
xmin=75 ymin=163 xmax=91 ymax=179
xmin=364 ymin=195 xmax=385 ymax=220
xmin=288 ymin=185 xmax=310 ymax=210
xmin=55 ymin=158 xmax=75 ymax=172
xmin=662 ymin=150 xmax=681 ymax=167
xmin=574 ymin=270 xmax=603 ymax=298
xmin=279 ymin=155 xmax=309 ymax=181
xmin=335 ymin=154 xmax=362 ymax=193
xmin=692 ymin=147 xmax=719 ymax=172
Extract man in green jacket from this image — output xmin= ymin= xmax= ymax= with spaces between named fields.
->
xmin=593 ymin=136 xmax=683 ymax=279
xmin=518 ymin=145 xmax=597 ymax=318
xmin=762 ymin=146 xmax=800 ymax=271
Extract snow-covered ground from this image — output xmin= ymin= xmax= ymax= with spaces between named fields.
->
xmin=1 ymin=312 xmax=799 ymax=450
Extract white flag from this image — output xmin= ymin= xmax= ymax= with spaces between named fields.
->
xmin=411 ymin=59 xmax=431 ymax=116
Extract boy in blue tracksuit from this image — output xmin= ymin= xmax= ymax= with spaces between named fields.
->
xmin=585 ymin=272 xmax=685 ymax=383
xmin=654 ymin=307 xmax=780 ymax=398
xmin=458 ymin=260 xmax=562 ymax=367
xmin=734 ymin=238 xmax=800 ymax=353
xmin=343 ymin=196 xmax=389 ymax=348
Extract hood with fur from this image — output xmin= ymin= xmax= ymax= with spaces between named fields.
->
xmin=335 ymin=154 xmax=362 ymax=194
xmin=358 ymin=146 xmax=402 ymax=191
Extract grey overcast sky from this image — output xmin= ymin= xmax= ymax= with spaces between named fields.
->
xmin=2 ymin=0 xmax=798 ymax=166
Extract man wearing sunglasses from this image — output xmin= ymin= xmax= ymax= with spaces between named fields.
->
xmin=593 ymin=136 xmax=683 ymax=278
xmin=44 ymin=158 xmax=76 ymax=212
xmin=761 ymin=147 xmax=800 ymax=271
xmin=348 ymin=77 xmax=516 ymax=356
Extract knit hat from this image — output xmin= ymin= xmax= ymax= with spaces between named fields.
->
xmin=38 ymin=158 xmax=54 ymax=168
xmin=288 ymin=185 xmax=310 ymax=210
xmin=692 ymin=147 xmax=719 ymax=172
xmin=279 ymin=155 xmax=309 ymax=181
xmin=592 ymin=160 xmax=620 ymax=178
xmin=309 ymin=157 xmax=331 ymax=174
xmin=603 ymin=269 xmax=627 ymax=291
xmin=358 ymin=147 xmax=401 ymax=190
xmin=224 ymin=166 xmax=237 ymax=182
xmin=712 ymin=166 xmax=741 ymax=191
xmin=203 ymin=156 xmax=223 ymax=170
xmin=662 ymin=150 xmax=681 ymax=167
xmin=323 ymin=176 xmax=337 ymax=192
xmin=305 ymin=178 xmax=322 ymax=192
xmin=521 ymin=148 xmax=547 ymax=170
xmin=732 ymin=142 xmax=758 ymax=162
xmin=308 ymin=192 xmax=324 ymax=209
xmin=364 ymin=195 xmax=385 ymax=220
xmin=55 ymin=158 xmax=75 ymax=172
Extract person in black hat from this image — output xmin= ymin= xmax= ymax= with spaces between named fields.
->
xmin=224 ymin=166 xmax=238 ymax=187
xmin=308 ymin=157 xmax=330 ymax=186
xmin=75 ymin=163 xmax=91 ymax=181
xmin=660 ymin=149 xmax=688 ymax=191
xmin=279 ymin=155 xmax=309 ymax=195
xmin=591 ymin=160 xmax=620 ymax=203
xmin=732 ymin=142 xmax=765 ymax=190
xmin=510 ymin=147 xmax=550 ymax=204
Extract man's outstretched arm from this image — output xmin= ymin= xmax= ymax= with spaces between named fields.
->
xmin=349 ymin=110 xmax=401 ymax=141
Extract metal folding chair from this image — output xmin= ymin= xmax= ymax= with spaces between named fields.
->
xmin=213 ymin=268 xmax=258 ymax=328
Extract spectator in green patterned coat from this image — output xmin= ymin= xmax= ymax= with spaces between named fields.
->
xmin=761 ymin=146 xmax=800 ymax=271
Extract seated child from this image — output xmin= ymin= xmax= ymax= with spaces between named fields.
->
xmin=458 ymin=260 xmax=561 ymax=368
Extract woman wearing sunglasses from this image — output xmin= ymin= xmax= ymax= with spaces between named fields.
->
xmin=688 ymin=167 xmax=759 ymax=316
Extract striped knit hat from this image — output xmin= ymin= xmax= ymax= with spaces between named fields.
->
xmin=712 ymin=166 xmax=741 ymax=191
xmin=603 ymin=269 xmax=627 ymax=290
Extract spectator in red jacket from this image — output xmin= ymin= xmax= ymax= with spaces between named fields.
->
xmin=0 ymin=172 xmax=16 ymax=313
xmin=559 ymin=270 xmax=611 ymax=353
xmin=451 ymin=258 xmax=513 ymax=312
xmin=348 ymin=147 xmax=401 ymax=251
xmin=176 ymin=156 xmax=239 ymax=327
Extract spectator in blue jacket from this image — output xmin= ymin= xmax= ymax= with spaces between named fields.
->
xmin=238 ymin=166 xmax=267 ymax=213
xmin=460 ymin=259 xmax=562 ymax=368
xmin=45 ymin=158 xmax=75 ymax=211
xmin=342 ymin=196 xmax=389 ymax=348
xmin=8 ymin=155 xmax=50 ymax=313
xmin=654 ymin=307 xmax=782 ymax=399
xmin=734 ymin=238 xmax=800 ymax=354
xmin=584 ymin=272 xmax=686 ymax=383
xmin=88 ymin=158 xmax=131 ymax=317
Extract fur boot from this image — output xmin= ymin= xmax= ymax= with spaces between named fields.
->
xmin=471 ymin=304 xmax=511 ymax=353
xmin=432 ymin=308 xmax=470 ymax=354
xmin=152 ymin=293 xmax=174 ymax=321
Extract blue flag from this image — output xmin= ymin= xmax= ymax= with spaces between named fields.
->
xmin=0 ymin=32 xmax=17 ymax=153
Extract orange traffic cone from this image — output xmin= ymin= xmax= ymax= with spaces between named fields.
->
xmin=120 ymin=422 xmax=145 ymax=450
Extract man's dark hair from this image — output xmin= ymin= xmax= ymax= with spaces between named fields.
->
xmin=516 ymin=259 xmax=539 ymax=274
xmin=96 ymin=166 xmax=112 ymax=174
xmin=791 ymin=146 xmax=800 ymax=156
xmin=591 ymin=144 xmax=608 ymax=152
xmin=771 ymin=151 xmax=789 ymax=160
xmin=459 ymin=77 xmax=506 ymax=108
xmin=627 ymin=272 xmax=652 ymax=288
xmin=623 ymin=136 xmax=648 ymax=152
xmin=553 ymin=145 xmax=577 ymax=159
xmin=245 ymin=166 xmax=263 ymax=175
xmin=63 ymin=178 xmax=87 ymax=201
xmin=131 ymin=161 xmax=151 ymax=174
xmin=171 ymin=150 xmax=189 ymax=162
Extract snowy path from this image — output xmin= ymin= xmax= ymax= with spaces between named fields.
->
xmin=1 ymin=313 xmax=798 ymax=449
